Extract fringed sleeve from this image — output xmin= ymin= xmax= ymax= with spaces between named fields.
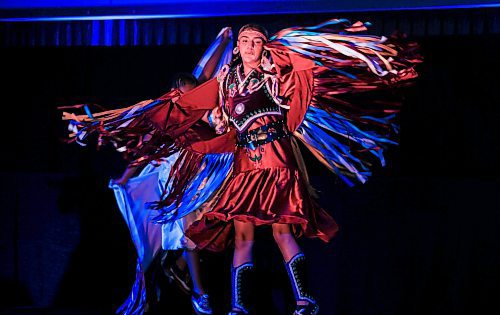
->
xmin=61 ymin=90 xmax=185 ymax=167
xmin=266 ymin=18 xmax=422 ymax=185
xmin=60 ymin=26 xmax=234 ymax=167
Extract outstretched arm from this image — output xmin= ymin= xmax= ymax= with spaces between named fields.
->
xmin=197 ymin=27 xmax=232 ymax=83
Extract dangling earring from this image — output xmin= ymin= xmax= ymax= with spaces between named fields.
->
xmin=233 ymin=46 xmax=239 ymax=55
xmin=261 ymin=49 xmax=272 ymax=71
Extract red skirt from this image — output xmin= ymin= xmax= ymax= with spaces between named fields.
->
xmin=186 ymin=125 xmax=338 ymax=251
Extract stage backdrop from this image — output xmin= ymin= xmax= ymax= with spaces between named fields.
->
xmin=1 ymin=6 xmax=499 ymax=315
xmin=0 ymin=0 xmax=499 ymax=21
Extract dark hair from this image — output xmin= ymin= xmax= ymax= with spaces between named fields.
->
xmin=170 ymin=72 xmax=199 ymax=89
xmin=238 ymin=24 xmax=269 ymax=41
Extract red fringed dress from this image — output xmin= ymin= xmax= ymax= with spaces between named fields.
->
xmin=185 ymin=64 xmax=338 ymax=251
xmin=62 ymin=19 xmax=421 ymax=253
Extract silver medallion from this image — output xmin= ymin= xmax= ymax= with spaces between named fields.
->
xmin=235 ymin=103 xmax=245 ymax=115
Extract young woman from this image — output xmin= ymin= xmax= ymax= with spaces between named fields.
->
xmin=178 ymin=22 xmax=419 ymax=315
xmin=184 ymin=24 xmax=336 ymax=315
xmin=62 ymin=19 xmax=420 ymax=315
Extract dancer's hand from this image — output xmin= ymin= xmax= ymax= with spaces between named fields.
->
xmin=211 ymin=107 xmax=228 ymax=134
xmin=214 ymin=119 xmax=228 ymax=134
xmin=221 ymin=27 xmax=232 ymax=40
xmin=111 ymin=165 xmax=137 ymax=187
xmin=111 ymin=177 xmax=128 ymax=187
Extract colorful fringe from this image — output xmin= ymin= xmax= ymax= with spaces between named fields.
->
xmin=267 ymin=18 xmax=420 ymax=84
xmin=148 ymin=149 xmax=234 ymax=223
xmin=295 ymin=106 xmax=397 ymax=186
xmin=267 ymin=18 xmax=421 ymax=185
xmin=60 ymin=95 xmax=179 ymax=166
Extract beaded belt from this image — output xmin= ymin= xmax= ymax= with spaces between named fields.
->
xmin=236 ymin=119 xmax=290 ymax=150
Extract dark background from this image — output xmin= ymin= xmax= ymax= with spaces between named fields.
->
xmin=1 ymin=8 xmax=499 ymax=315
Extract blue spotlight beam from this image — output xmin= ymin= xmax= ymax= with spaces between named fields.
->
xmin=0 ymin=1 xmax=499 ymax=22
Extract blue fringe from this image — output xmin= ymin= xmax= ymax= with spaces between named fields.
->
xmin=297 ymin=106 xmax=397 ymax=186
xmin=116 ymin=260 xmax=147 ymax=315
xmin=152 ymin=152 xmax=233 ymax=223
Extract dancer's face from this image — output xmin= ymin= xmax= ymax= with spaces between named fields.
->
xmin=237 ymin=30 xmax=265 ymax=66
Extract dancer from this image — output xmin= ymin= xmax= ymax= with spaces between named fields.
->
xmin=61 ymin=28 xmax=233 ymax=315
xmin=111 ymin=73 xmax=213 ymax=315
xmin=184 ymin=24 xmax=335 ymax=315
xmin=62 ymin=19 xmax=420 ymax=315
xmin=175 ymin=21 xmax=419 ymax=315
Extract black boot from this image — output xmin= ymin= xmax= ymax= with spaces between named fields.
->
xmin=228 ymin=262 xmax=254 ymax=315
xmin=285 ymin=253 xmax=319 ymax=315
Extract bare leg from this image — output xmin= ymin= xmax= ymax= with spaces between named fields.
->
xmin=186 ymin=249 xmax=213 ymax=315
xmin=231 ymin=220 xmax=255 ymax=313
xmin=183 ymin=249 xmax=205 ymax=295
xmin=233 ymin=220 xmax=255 ymax=267
xmin=175 ymin=253 xmax=188 ymax=271
xmin=272 ymin=223 xmax=307 ymax=306
xmin=272 ymin=223 xmax=301 ymax=262
xmin=163 ymin=251 xmax=191 ymax=295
